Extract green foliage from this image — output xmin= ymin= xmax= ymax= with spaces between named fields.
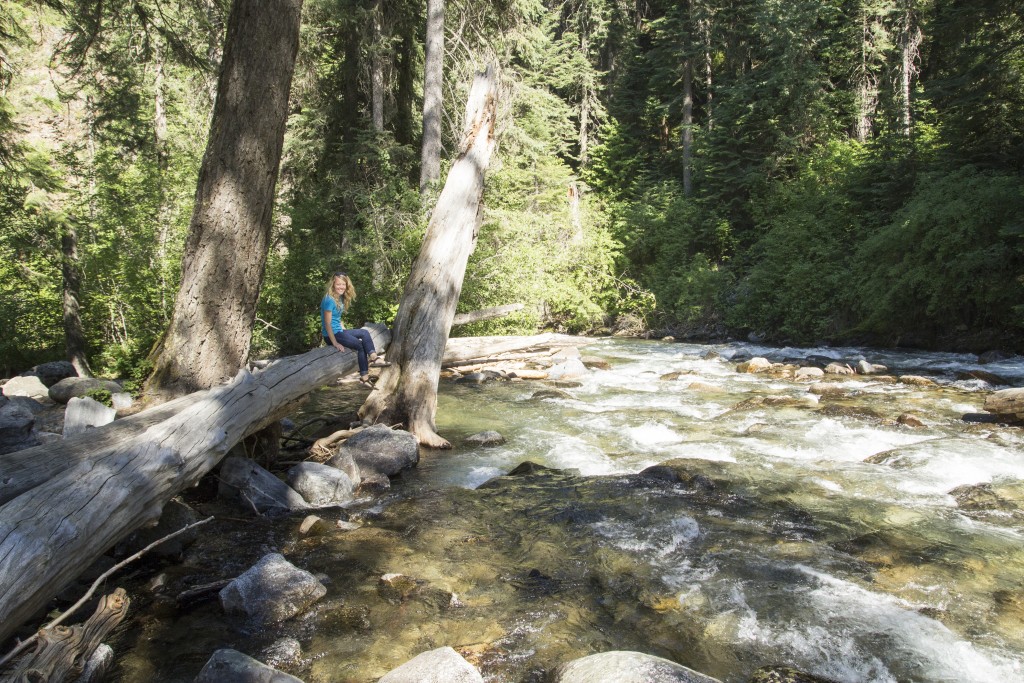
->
xmin=84 ymin=388 xmax=114 ymax=407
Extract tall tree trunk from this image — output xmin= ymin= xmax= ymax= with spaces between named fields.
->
xmin=896 ymin=0 xmax=921 ymax=137
xmin=418 ymin=0 xmax=444 ymax=193
xmin=682 ymin=57 xmax=693 ymax=197
xmin=370 ymin=0 xmax=385 ymax=133
xmin=361 ymin=66 xmax=498 ymax=448
xmin=146 ymin=0 xmax=303 ymax=397
xmin=61 ymin=224 xmax=92 ymax=378
xmin=394 ymin=23 xmax=416 ymax=145
xmin=578 ymin=27 xmax=591 ymax=168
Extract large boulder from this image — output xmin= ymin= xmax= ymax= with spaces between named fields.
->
xmin=63 ymin=396 xmax=117 ymax=437
xmin=287 ymin=462 xmax=358 ymax=507
xmin=0 ymin=402 xmax=40 ymax=455
xmin=48 ymin=377 xmax=124 ymax=404
xmin=326 ymin=425 xmax=418 ymax=487
xmin=736 ymin=357 xmax=772 ymax=374
xmin=2 ymin=375 xmax=50 ymax=401
xmin=554 ymin=651 xmax=722 ymax=683
xmin=378 ymin=646 xmax=483 ymax=683
xmin=21 ymin=360 xmax=76 ymax=387
xmin=547 ymin=358 xmax=587 ymax=380
xmin=194 ymin=648 xmax=305 ymax=683
xmin=219 ymin=553 xmax=326 ymax=625
xmin=218 ymin=457 xmax=309 ymax=515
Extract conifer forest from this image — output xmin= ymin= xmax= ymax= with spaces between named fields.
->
xmin=2 ymin=0 xmax=1023 ymax=379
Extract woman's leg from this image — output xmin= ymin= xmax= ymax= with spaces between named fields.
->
xmin=334 ymin=330 xmax=370 ymax=376
xmin=348 ymin=328 xmax=377 ymax=358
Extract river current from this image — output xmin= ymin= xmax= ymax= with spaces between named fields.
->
xmin=112 ymin=338 xmax=1024 ymax=682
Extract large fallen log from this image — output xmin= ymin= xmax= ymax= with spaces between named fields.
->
xmin=0 ymin=325 xmax=389 ymax=646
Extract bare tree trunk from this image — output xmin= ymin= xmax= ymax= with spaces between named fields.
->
xmin=370 ymin=0 xmax=385 ymax=133
xmin=578 ymin=26 xmax=591 ymax=168
xmin=361 ymin=66 xmax=498 ymax=448
xmin=62 ymin=224 xmax=92 ymax=378
xmin=418 ymin=0 xmax=444 ymax=194
xmin=896 ymin=0 xmax=921 ymax=137
xmin=146 ymin=0 xmax=303 ymax=398
xmin=681 ymin=57 xmax=693 ymax=197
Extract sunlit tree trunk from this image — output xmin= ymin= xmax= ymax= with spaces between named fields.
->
xmin=896 ymin=0 xmax=921 ymax=137
xmin=62 ymin=224 xmax=92 ymax=378
xmin=360 ymin=66 xmax=498 ymax=448
xmin=146 ymin=0 xmax=303 ymax=397
xmin=578 ymin=28 xmax=591 ymax=168
xmin=419 ymin=0 xmax=444 ymax=193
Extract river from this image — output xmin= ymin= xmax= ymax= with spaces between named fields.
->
xmin=112 ymin=337 xmax=1024 ymax=682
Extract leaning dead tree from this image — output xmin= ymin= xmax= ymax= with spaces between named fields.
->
xmin=0 ymin=327 xmax=388 ymax=645
xmin=360 ymin=65 xmax=498 ymax=448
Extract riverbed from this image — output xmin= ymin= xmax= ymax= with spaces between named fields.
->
xmin=110 ymin=338 xmax=1024 ymax=682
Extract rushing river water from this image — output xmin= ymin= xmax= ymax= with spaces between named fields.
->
xmin=112 ymin=338 xmax=1024 ymax=683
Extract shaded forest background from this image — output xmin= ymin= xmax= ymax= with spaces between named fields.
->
xmin=1 ymin=0 xmax=1023 ymax=381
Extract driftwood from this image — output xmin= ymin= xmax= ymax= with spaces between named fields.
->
xmin=0 ymin=325 xmax=389 ymax=645
xmin=983 ymin=388 xmax=1024 ymax=421
xmin=452 ymin=303 xmax=524 ymax=326
xmin=359 ymin=65 xmax=499 ymax=448
xmin=4 ymin=589 xmax=129 ymax=683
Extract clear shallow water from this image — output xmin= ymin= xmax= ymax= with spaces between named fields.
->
xmin=111 ymin=338 xmax=1024 ymax=682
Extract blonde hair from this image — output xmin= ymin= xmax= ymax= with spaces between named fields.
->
xmin=324 ymin=272 xmax=356 ymax=310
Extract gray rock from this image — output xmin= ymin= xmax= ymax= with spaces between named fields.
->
xmin=48 ymin=377 xmax=123 ymax=404
xmin=547 ymin=358 xmax=587 ymax=380
xmin=111 ymin=392 xmax=134 ymax=411
xmin=378 ymin=646 xmax=483 ymax=683
xmin=2 ymin=375 xmax=50 ymax=400
xmin=63 ymin=396 xmax=117 ymax=437
xmin=794 ymin=366 xmax=825 ymax=381
xmin=287 ymin=462 xmax=358 ymax=507
xmin=260 ymin=638 xmax=302 ymax=667
xmin=219 ymin=553 xmax=326 ymax=625
xmin=23 ymin=360 xmax=76 ymax=387
xmin=115 ymin=498 xmax=200 ymax=559
xmin=824 ymin=362 xmax=855 ymax=376
xmin=194 ymin=648 xmax=305 ymax=683
xmin=218 ymin=457 xmax=309 ymax=515
xmin=327 ymin=425 xmax=418 ymax=482
xmin=0 ymin=402 xmax=40 ymax=455
xmin=7 ymin=395 xmax=47 ymax=414
xmin=465 ymin=430 xmax=506 ymax=446
xmin=555 ymin=651 xmax=722 ymax=683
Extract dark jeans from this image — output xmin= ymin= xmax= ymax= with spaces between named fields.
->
xmin=325 ymin=328 xmax=376 ymax=375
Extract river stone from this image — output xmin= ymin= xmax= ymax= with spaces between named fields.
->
xmin=736 ymin=357 xmax=772 ymax=373
xmin=63 ymin=396 xmax=117 ymax=437
xmin=794 ymin=366 xmax=825 ymax=381
xmin=808 ymin=382 xmax=849 ymax=397
xmin=49 ymin=377 xmax=124 ymax=404
xmin=824 ymin=362 xmax=855 ymax=375
xmin=749 ymin=665 xmax=841 ymax=683
xmin=581 ymin=356 xmax=611 ymax=370
xmin=260 ymin=638 xmax=302 ymax=667
xmin=22 ymin=360 xmax=76 ymax=387
xmin=287 ymin=462 xmax=357 ymax=507
xmin=378 ymin=646 xmax=483 ymax=683
xmin=531 ymin=388 xmax=574 ymax=401
xmin=218 ymin=456 xmax=309 ymax=515
xmin=2 ymin=375 xmax=50 ymax=400
xmin=219 ymin=553 xmax=326 ymax=625
xmin=74 ymin=643 xmax=114 ymax=683
xmin=956 ymin=369 xmax=1011 ymax=385
xmin=327 ymin=424 xmax=418 ymax=484
xmin=855 ymin=360 xmax=888 ymax=375
xmin=898 ymin=375 xmax=938 ymax=387
xmin=466 ymin=430 xmax=505 ymax=446
xmin=548 ymin=358 xmax=587 ymax=380
xmin=194 ymin=648 xmax=305 ymax=683
xmin=0 ymin=402 xmax=39 ymax=455
xmin=554 ymin=651 xmax=722 ymax=683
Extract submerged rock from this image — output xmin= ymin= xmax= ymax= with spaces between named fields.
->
xmin=219 ymin=553 xmax=326 ymax=625
xmin=378 ymin=646 xmax=483 ymax=683
xmin=465 ymin=430 xmax=505 ymax=446
xmin=554 ymin=651 xmax=722 ymax=683
xmin=194 ymin=648 xmax=305 ymax=683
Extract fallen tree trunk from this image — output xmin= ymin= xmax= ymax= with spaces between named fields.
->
xmin=359 ymin=65 xmax=499 ymax=448
xmin=442 ymin=333 xmax=593 ymax=365
xmin=452 ymin=303 xmax=524 ymax=327
xmin=0 ymin=326 xmax=388 ymax=646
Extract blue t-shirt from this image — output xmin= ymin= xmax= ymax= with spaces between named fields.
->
xmin=321 ymin=295 xmax=345 ymax=337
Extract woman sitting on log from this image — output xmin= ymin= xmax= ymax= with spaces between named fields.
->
xmin=321 ymin=271 xmax=389 ymax=388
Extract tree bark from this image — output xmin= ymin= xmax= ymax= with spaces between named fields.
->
xmin=145 ymin=0 xmax=303 ymax=397
xmin=681 ymin=57 xmax=693 ymax=197
xmin=361 ymin=65 xmax=498 ymax=448
xmin=370 ymin=0 xmax=385 ymax=133
xmin=61 ymin=224 xmax=93 ymax=378
xmin=0 ymin=326 xmax=388 ymax=645
xmin=418 ymin=0 xmax=444 ymax=193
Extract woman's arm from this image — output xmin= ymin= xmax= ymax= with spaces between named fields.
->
xmin=323 ymin=309 xmax=343 ymax=350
